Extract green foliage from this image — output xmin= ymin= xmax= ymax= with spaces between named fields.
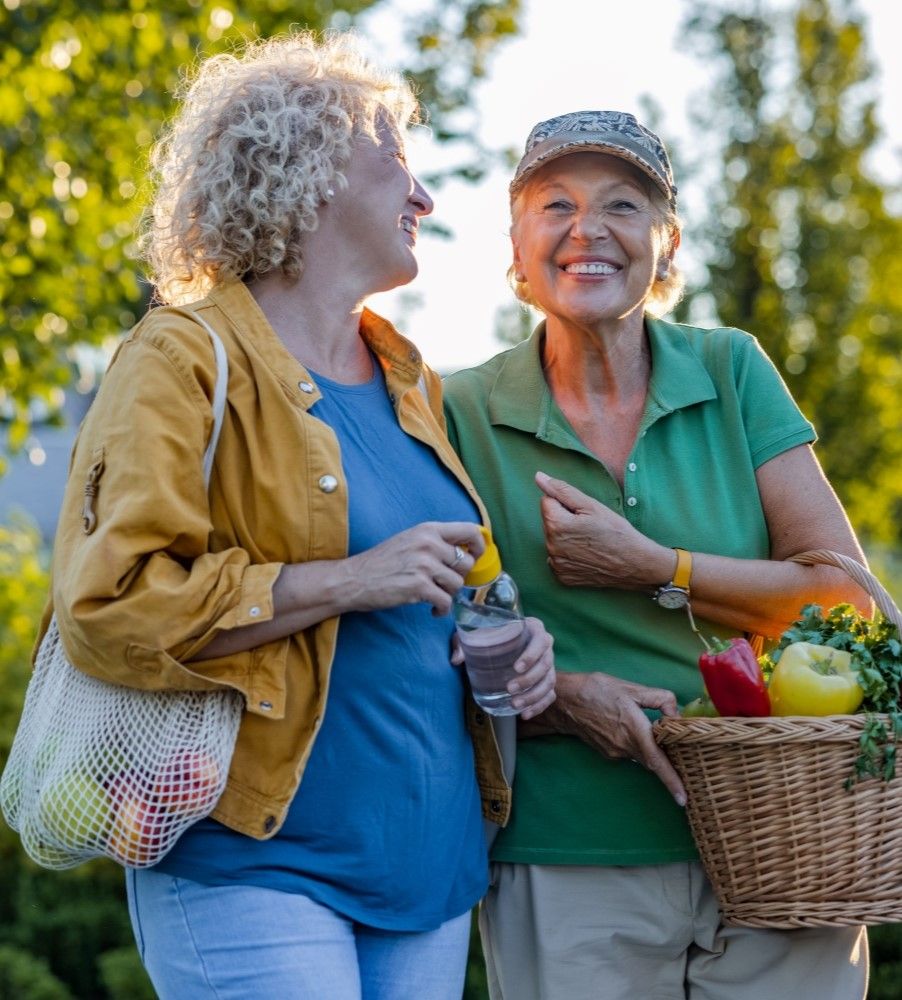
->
xmin=464 ymin=909 xmax=489 ymax=999
xmin=97 ymin=945 xmax=155 ymax=1000
xmin=0 ymin=0 xmax=523 ymax=455
xmin=0 ymin=944 xmax=73 ymax=1000
xmin=868 ymin=924 xmax=902 ymax=999
xmin=0 ymin=514 xmax=48 ymax=763
xmin=683 ymin=0 xmax=902 ymax=546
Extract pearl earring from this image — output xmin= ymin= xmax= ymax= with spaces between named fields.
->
xmin=657 ymin=265 xmax=670 ymax=281
xmin=325 ymin=187 xmax=335 ymax=200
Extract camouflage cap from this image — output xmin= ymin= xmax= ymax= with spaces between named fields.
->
xmin=510 ymin=110 xmax=676 ymax=205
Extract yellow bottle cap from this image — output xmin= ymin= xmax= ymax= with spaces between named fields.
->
xmin=464 ymin=526 xmax=502 ymax=586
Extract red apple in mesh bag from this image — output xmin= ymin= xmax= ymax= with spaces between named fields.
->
xmin=107 ymin=791 xmax=170 ymax=866
xmin=152 ymin=750 xmax=221 ymax=816
xmin=104 ymin=770 xmax=168 ymax=865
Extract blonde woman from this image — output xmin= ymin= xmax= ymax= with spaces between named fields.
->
xmin=47 ymin=34 xmax=554 ymax=999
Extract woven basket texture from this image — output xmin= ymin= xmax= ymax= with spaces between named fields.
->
xmin=653 ymin=548 xmax=902 ymax=928
xmin=655 ymin=714 xmax=902 ymax=927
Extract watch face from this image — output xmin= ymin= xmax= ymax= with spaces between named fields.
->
xmin=656 ymin=587 xmax=689 ymax=609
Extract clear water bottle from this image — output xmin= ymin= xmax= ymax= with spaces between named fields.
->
xmin=453 ymin=527 xmax=530 ymax=716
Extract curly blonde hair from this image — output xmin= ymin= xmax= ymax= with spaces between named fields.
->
xmin=508 ymin=169 xmax=685 ymax=318
xmin=143 ymin=32 xmax=418 ymax=304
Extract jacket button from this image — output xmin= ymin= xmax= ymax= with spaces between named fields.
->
xmin=298 ymin=380 xmax=315 ymax=393
xmin=318 ymin=475 xmax=338 ymax=493
xmin=263 ymin=815 xmax=277 ymax=833
xmin=259 ymin=700 xmax=272 ymax=711
xmin=490 ymin=799 xmax=502 ymax=814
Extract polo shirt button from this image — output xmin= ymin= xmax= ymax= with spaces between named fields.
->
xmin=299 ymin=380 xmax=315 ymax=393
xmin=628 ymin=462 xmax=637 ymax=472
xmin=263 ymin=815 xmax=277 ymax=833
xmin=626 ymin=496 xmax=638 ymax=507
xmin=490 ymin=799 xmax=502 ymax=814
xmin=474 ymin=711 xmax=486 ymax=726
xmin=259 ymin=700 xmax=272 ymax=711
xmin=318 ymin=475 xmax=338 ymax=493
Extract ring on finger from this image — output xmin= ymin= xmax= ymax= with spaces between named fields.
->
xmin=450 ymin=544 xmax=466 ymax=568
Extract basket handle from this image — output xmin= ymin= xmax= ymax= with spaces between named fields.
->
xmin=787 ymin=549 xmax=902 ymax=633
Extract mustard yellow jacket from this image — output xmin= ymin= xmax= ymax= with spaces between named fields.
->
xmin=43 ymin=279 xmax=510 ymax=839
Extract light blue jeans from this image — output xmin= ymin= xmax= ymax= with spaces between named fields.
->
xmin=126 ymin=868 xmax=472 ymax=999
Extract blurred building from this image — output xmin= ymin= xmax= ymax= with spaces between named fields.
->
xmin=0 ymin=390 xmax=93 ymax=542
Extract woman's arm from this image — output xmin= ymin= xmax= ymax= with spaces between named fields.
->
xmin=198 ymin=523 xmax=556 ymax=720
xmin=194 ymin=520 xmax=485 ymax=658
xmin=688 ymin=445 xmax=870 ymax=634
xmin=536 ymin=443 xmax=870 ymax=639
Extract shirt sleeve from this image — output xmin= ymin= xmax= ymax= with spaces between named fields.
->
xmin=51 ymin=321 xmax=285 ymax=702
xmin=734 ymin=333 xmax=816 ymax=468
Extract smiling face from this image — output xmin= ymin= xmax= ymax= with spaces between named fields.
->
xmin=328 ymin=115 xmax=434 ymax=295
xmin=512 ymin=152 xmax=676 ymax=333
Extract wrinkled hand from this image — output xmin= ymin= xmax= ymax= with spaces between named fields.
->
xmin=536 ymin=471 xmax=669 ymax=590
xmin=552 ymin=671 xmax=686 ymax=805
xmin=453 ymin=617 xmax=556 ymax=720
xmin=346 ymin=521 xmax=484 ymax=616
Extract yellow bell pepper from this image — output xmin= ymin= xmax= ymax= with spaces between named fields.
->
xmin=768 ymin=641 xmax=864 ymax=716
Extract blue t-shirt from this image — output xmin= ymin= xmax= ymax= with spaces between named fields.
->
xmin=156 ymin=358 xmax=487 ymax=931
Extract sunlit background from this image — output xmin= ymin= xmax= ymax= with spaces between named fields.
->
xmin=366 ymin=0 xmax=902 ymax=371
xmin=2 ymin=3 xmax=902 ymax=997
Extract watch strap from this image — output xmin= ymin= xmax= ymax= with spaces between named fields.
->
xmin=672 ymin=547 xmax=692 ymax=591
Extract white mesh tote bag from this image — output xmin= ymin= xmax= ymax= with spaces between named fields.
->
xmin=0 ymin=316 xmax=243 ymax=869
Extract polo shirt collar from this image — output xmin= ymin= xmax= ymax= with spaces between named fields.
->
xmin=487 ymin=316 xmax=717 ymax=436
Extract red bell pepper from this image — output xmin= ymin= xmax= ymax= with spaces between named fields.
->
xmin=697 ymin=637 xmax=771 ymax=717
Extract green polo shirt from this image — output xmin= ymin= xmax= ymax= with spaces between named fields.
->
xmin=443 ymin=317 xmax=815 ymax=865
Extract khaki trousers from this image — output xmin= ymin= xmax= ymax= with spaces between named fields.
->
xmin=479 ymin=862 xmax=868 ymax=1000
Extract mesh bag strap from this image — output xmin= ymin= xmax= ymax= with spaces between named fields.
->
xmin=191 ymin=313 xmax=229 ymax=489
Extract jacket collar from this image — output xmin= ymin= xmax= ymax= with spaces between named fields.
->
xmin=487 ymin=316 xmax=717 ymax=436
xmin=204 ymin=279 xmax=424 ymax=406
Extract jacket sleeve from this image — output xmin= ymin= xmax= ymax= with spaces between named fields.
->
xmin=51 ymin=318 xmax=284 ymax=706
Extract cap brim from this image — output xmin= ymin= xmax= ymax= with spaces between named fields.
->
xmin=510 ymin=138 xmax=673 ymax=203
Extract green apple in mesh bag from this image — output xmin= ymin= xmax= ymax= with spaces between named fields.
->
xmin=38 ymin=771 xmax=113 ymax=848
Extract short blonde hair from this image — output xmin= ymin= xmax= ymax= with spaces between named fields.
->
xmin=143 ymin=32 xmax=418 ymax=304
xmin=508 ymin=168 xmax=685 ymax=318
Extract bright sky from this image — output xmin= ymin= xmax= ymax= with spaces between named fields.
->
xmin=364 ymin=0 xmax=902 ymax=373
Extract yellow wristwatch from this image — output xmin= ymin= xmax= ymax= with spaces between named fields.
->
xmin=653 ymin=547 xmax=692 ymax=609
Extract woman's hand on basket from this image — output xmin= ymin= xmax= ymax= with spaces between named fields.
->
xmin=543 ymin=671 xmax=687 ymax=806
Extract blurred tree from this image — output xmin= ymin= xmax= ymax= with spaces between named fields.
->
xmin=0 ymin=0 xmax=522 ymax=469
xmin=0 ymin=944 xmax=73 ymax=1000
xmin=682 ymin=0 xmax=902 ymax=545
xmin=493 ymin=299 xmax=536 ymax=348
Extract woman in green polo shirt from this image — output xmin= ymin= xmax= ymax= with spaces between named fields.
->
xmin=443 ymin=110 xmax=871 ymax=1000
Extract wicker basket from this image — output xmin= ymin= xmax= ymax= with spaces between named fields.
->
xmin=654 ymin=549 xmax=902 ymax=928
